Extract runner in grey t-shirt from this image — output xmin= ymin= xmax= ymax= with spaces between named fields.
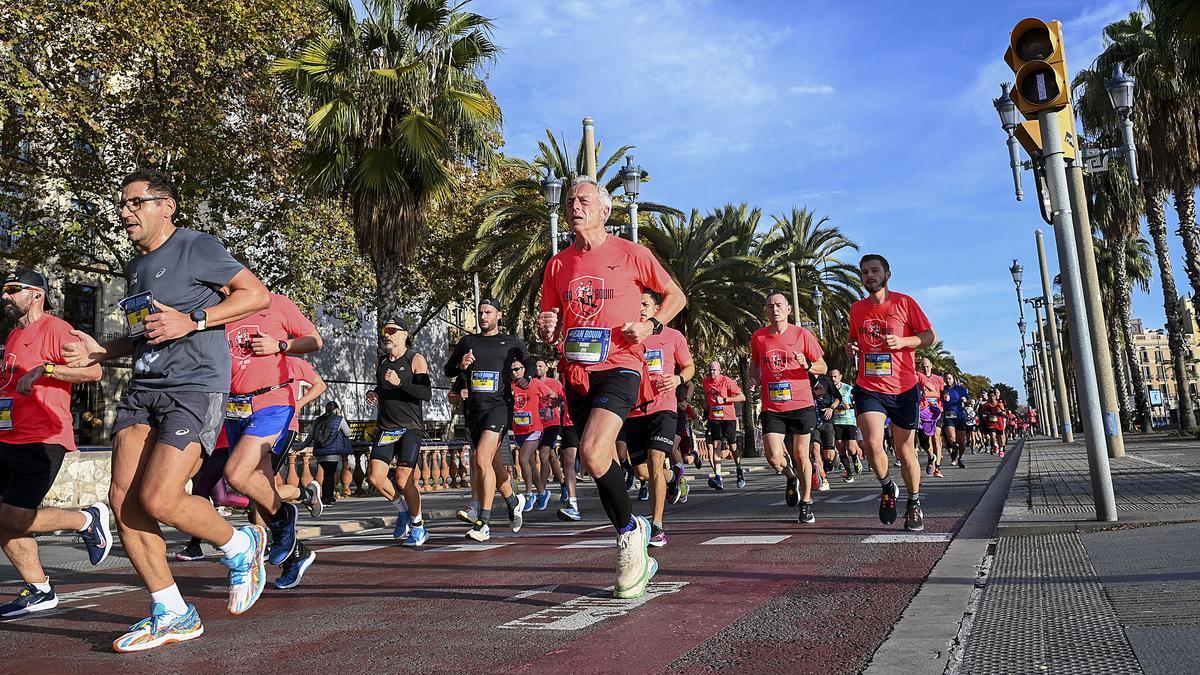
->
xmin=63 ymin=169 xmax=274 ymax=652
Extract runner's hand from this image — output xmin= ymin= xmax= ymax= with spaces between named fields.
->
xmin=145 ymin=301 xmax=196 ymax=344
xmin=537 ymin=308 xmax=559 ymax=343
xmin=621 ymin=320 xmax=653 ymax=344
xmin=62 ymin=330 xmax=106 ymax=367
xmin=515 ymin=376 xmax=530 ymax=389
xmin=823 ymin=407 xmax=834 ymax=420
xmin=365 ymin=390 xmax=379 ymax=404
xmin=792 ymin=351 xmax=810 ymax=370
xmin=461 ymin=349 xmax=475 ymax=370
xmin=384 ymin=368 xmax=401 ymax=386
xmin=884 ymin=333 xmax=905 ymax=350
xmin=656 ymin=374 xmax=682 ymax=394
xmin=845 ymin=341 xmax=860 ymax=358
xmin=251 ymin=335 xmax=282 ymax=355
xmin=16 ymin=368 xmax=41 ymax=396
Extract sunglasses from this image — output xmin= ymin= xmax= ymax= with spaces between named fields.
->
xmin=381 ymin=327 xmax=404 ymax=336
xmin=511 ymin=367 xmax=524 ymax=373
xmin=1 ymin=284 xmax=35 ymax=296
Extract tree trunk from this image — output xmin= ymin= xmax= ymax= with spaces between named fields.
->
xmin=1173 ymin=186 xmax=1200 ymax=302
xmin=1107 ymin=297 xmax=1132 ymax=430
xmin=373 ymin=256 xmax=404 ymax=335
xmin=1113 ymin=228 xmax=1151 ymax=430
xmin=738 ymin=355 xmax=758 ymax=457
xmin=1147 ymin=188 xmax=1195 ymax=429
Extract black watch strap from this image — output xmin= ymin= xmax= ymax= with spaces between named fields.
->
xmin=649 ymin=317 xmax=663 ymax=335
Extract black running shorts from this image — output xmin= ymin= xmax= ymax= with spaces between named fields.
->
xmin=706 ymin=420 xmax=737 ymax=444
xmin=0 ymin=442 xmax=67 ymax=510
xmin=564 ymin=368 xmax=641 ymax=430
xmin=623 ymin=412 xmax=677 ymax=465
xmin=465 ymin=405 xmax=509 ymax=448
xmin=760 ymin=407 xmax=818 ymax=437
xmin=370 ymin=427 xmax=424 ymax=467
xmin=853 ymin=385 xmax=921 ymax=431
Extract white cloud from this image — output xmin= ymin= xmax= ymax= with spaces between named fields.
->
xmin=789 ymin=84 xmax=835 ymax=95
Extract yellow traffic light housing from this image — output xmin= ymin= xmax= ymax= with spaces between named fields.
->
xmin=1004 ymin=18 xmax=1071 ymax=117
xmin=1013 ymin=105 xmax=1078 ymax=160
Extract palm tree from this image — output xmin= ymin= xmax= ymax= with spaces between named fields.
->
xmin=1094 ymin=228 xmax=1155 ymax=430
xmin=272 ymin=0 xmax=501 ymax=326
xmin=467 ymin=131 xmax=679 ymax=329
xmin=1078 ymin=12 xmax=1197 ymax=428
xmin=757 ymin=207 xmax=862 ymax=370
xmin=916 ymin=341 xmax=960 ymax=377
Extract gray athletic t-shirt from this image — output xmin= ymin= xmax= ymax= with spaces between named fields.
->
xmin=124 ymin=228 xmax=244 ymax=392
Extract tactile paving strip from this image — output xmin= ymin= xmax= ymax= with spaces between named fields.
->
xmin=960 ymin=532 xmax=1142 ymax=673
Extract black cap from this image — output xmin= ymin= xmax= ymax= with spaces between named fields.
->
xmin=382 ymin=316 xmax=409 ymax=332
xmin=479 ymin=297 xmax=502 ymax=312
xmin=3 ymin=268 xmax=52 ymax=310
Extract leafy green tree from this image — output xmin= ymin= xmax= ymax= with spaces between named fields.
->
xmin=273 ymin=0 xmax=502 ymax=328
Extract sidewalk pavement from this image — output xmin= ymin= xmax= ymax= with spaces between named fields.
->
xmin=956 ymin=433 xmax=1200 ymax=674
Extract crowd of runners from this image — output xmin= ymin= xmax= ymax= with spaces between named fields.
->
xmin=0 ymin=170 xmax=1027 ymax=651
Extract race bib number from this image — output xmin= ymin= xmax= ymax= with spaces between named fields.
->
xmin=768 ymin=381 xmax=792 ymax=403
xmin=564 ymin=327 xmax=612 ymax=364
xmin=377 ymin=428 xmax=406 ymax=446
xmin=0 ymin=398 xmax=12 ymax=431
xmin=469 ymin=371 xmax=499 ymax=393
xmin=225 ymin=398 xmax=253 ymax=419
xmin=712 ymin=407 xmax=725 ymax=419
xmin=118 ymin=291 xmax=158 ymax=338
xmin=864 ymin=353 xmax=893 ymax=377
xmin=645 ymin=349 xmax=664 ymax=374
xmin=513 ymin=411 xmax=534 ymax=427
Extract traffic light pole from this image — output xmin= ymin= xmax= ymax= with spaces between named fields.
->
xmin=1035 ymin=231 xmax=1071 ymax=441
xmin=1065 ymin=163 xmax=1125 ymax=457
xmin=1037 ymin=109 xmax=1117 ymax=521
xmin=1031 ymin=301 xmax=1061 ymax=438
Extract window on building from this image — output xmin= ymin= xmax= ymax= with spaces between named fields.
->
xmin=1145 ymin=366 xmax=1152 ymax=380
xmin=1159 ymin=366 xmax=1168 ymax=380
xmin=1142 ymin=351 xmax=1150 ymax=363
xmin=1156 ymin=350 xmax=1165 ymax=363
xmin=62 ymin=283 xmax=98 ymax=336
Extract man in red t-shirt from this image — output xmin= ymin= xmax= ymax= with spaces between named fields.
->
xmin=537 ymin=176 xmax=686 ymax=600
xmin=0 ymin=268 xmax=109 ymax=617
xmin=512 ymin=360 xmax=553 ymax=510
xmin=845 ymin=254 xmax=936 ymax=532
xmin=702 ymin=362 xmax=746 ymax=491
xmin=222 ymin=293 xmax=322 ymax=575
xmin=624 ymin=290 xmax=695 ymax=547
xmin=534 ymin=359 xmax=567 ymax=506
xmin=749 ymin=291 xmax=826 ymax=524
xmin=916 ymin=358 xmax=946 ymax=478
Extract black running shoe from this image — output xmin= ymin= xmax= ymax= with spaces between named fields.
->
xmin=785 ymin=476 xmax=799 ymax=508
xmin=798 ymin=501 xmax=815 ymax=524
xmin=904 ymin=499 xmax=924 ymax=532
xmin=879 ymin=481 xmax=899 ymax=525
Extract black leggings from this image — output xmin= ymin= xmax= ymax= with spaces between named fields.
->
xmin=319 ymin=459 xmax=342 ymax=502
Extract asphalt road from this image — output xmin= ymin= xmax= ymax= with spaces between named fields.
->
xmin=0 ymin=449 xmax=1011 ymax=673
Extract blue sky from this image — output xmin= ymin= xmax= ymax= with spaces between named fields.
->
xmin=471 ymin=0 xmax=1187 ymax=400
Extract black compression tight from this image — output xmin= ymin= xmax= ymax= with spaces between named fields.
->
xmin=595 ymin=460 xmax=634 ymax=530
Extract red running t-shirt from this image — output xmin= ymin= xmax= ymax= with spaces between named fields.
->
xmin=703 ymin=375 xmax=742 ymax=421
xmin=751 ymin=324 xmax=825 ymax=413
xmin=537 ymin=376 xmax=565 ymax=426
xmin=849 ymin=291 xmax=933 ymax=395
xmin=540 ymin=235 xmax=675 ymax=373
xmin=225 ymin=294 xmax=316 ymax=408
xmin=286 ymin=356 xmax=320 ymax=433
xmin=0 ymin=315 xmax=80 ymax=450
xmin=512 ymin=378 xmax=550 ymax=435
xmin=917 ymin=372 xmax=945 ymax=409
xmin=630 ymin=327 xmax=693 ymax=418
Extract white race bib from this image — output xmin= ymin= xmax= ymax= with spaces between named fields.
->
xmin=564 ymin=327 xmax=612 ymax=364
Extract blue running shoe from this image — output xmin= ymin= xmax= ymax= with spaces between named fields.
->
xmin=637 ymin=483 xmax=649 ymax=501
xmin=557 ymin=506 xmax=582 ymax=522
xmin=80 ymin=502 xmax=113 ymax=565
xmin=403 ymin=524 xmax=429 ymax=547
xmin=267 ymin=502 xmax=298 ymax=566
xmin=560 ymin=484 xmax=570 ymax=504
xmin=708 ymin=475 xmax=724 ymax=491
xmin=736 ymin=467 xmax=746 ymax=489
xmin=522 ymin=494 xmax=536 ymax=512
xmin=393 ymin=511 xmax=411 ymax=540
xmin=275 ymin=543 xmax=316 ymax=590
xmin=112 ymin=602 xmax=204 ymax=653
xmin=535 ymin=490 xmax=550 ymax=511
xmin=0 ymin=583 xmax=58 ymax=618
xmin=222 ymin=524 xmax=267 ymax=615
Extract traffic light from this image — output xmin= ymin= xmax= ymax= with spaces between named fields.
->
xmin=1013 ymin=105 xmax=1077 ymax=161
xmin=1004 ymin=18 xmax=1071 ymax=117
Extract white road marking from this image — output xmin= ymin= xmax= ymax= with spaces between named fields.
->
xmin=861 ymin=533 xmax=952 ymax=544
xmin=438 ymin=543 xmax=511 ymax=552
xmin=823 ymin=493 xmax=880 ymax=504
xmin=498 ymin=581 xmax=689 ymax=630
xmin=318 ymin=544 xmax=390 ymax=553
xmin=701 ymin=535 xmax=791 ymax=546
xmin=508 ymin=584 xmax=560 ymax=600
xmin=1126 ymin=454 xmax=1200 ymax=479
xmin=556 ymin=539 xmax=614 ymax=549
xmin=57 ymin=585 xmax=140 ymax=602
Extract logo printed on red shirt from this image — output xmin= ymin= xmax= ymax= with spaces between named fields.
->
xmin=566 ymin=276 xmax=613 ymax=321
xmin=765 ymin=350 xmax=787 ymax=374
xmin=229 ymin=325 xmax=259 ymax=362
xmin=863 ymin=318 xmax=888 ymax=348
xmin=514 ymin=392 xmax=528 ymax=410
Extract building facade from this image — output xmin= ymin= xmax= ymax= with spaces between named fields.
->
xmin=1129 ymin=295 xmax=1200 ymax=424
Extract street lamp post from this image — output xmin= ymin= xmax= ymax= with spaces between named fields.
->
xmin=541 ymin=167 xmax=563 ymax=255
xmin=1106 ymin=64 xmax=1138 ymax=185
xmin=812 ymin=279 xmax=824 ymax=341
xmin=788 ymin=262 xmax=800 ymax=323
xmin=993 ymin=83 xmax=1024 ymax=201
xmin=620 ymin=155 xmax=643 ymax=242
xmin=1010 ymin=260 xmax=1033 ymax=413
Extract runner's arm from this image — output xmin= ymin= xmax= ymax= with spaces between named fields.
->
xmin=807 ymin=356 xmax=828 ymax=376
xmin=297 ymin=375 xmax=327 ymax=410
xmin=207 ymin=268 xmax=271 ymax=327
xmin=399 ymin=353 xmax=433 ymax=402
xmin=444 ymin=338 xmax=468 ymax=378
xmin=282 ymin=330 xmax=322 ymax=355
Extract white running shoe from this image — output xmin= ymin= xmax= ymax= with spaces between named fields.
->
xmin=614 ymin=516 xmax=657 ymax=599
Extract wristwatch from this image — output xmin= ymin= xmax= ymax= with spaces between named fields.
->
xmin=277 ymin=340 xmax=288 ymax=354
xmin=42 ymin=362 xmax=55 ymax=376
xmin=648 ymin=317 xmax=663 ymax=335
xmin=190 ymin=309 xmax=208 ymax=331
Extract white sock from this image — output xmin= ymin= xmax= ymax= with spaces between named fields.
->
xmin=78 ymin=509 xmax=94 ymax=532
xmin=150 ymin=583 xmax=188 ymax=615
xmin=218 ymin=528 xmax=252 ymax=558
xmin=410 ymin=514 xmax=422 ymax=525
xmin=32 ymin=576 xmax=51 ymax=593
xmin=568 ymin=497 xmax=578 ymax=508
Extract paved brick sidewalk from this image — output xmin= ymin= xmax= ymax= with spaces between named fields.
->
xmin=955 ymin=435 xmax=1200 ymax=674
